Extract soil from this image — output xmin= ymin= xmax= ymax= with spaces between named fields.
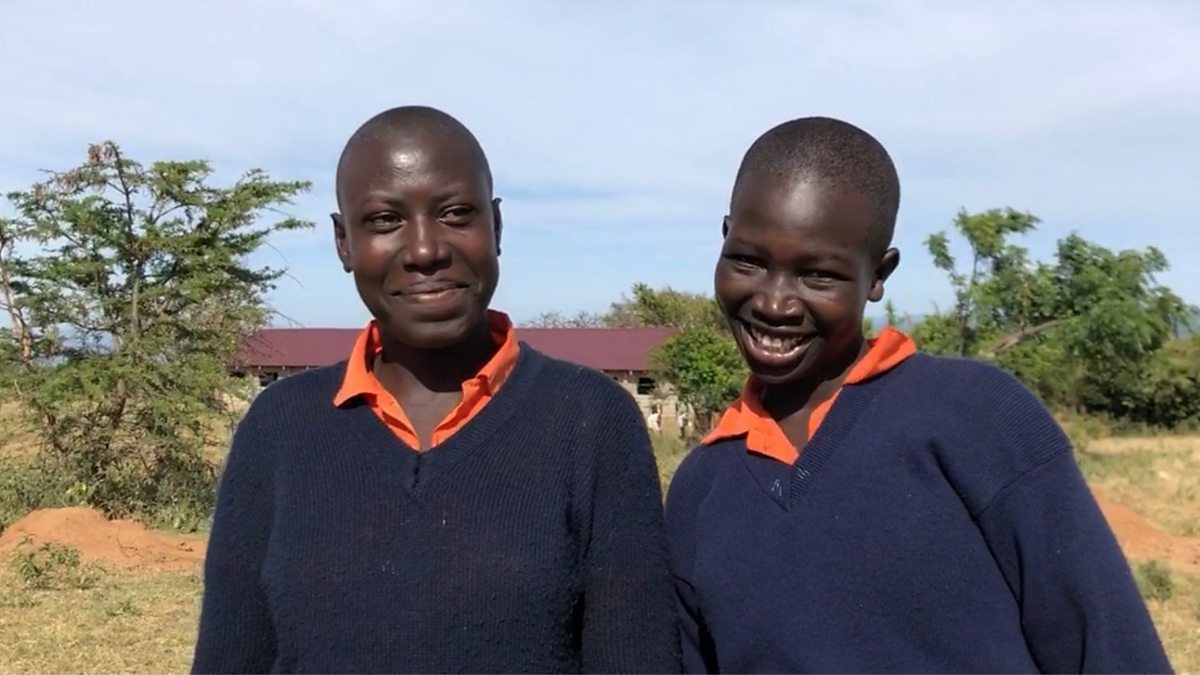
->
xmin=1093 ymin=490 xmax=1200 ymax=573
xmin=0 ymin=507 xmax=206 ymax=572
xmin=0 ymin=492 xmax=1196 ymax=575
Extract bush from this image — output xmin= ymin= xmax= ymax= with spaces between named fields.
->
xmin=10 ymin=537 xmax=104 ymax=590
xmin=0 ymin=458 xmax=76 ymax=532
xmin=1135 ymin=560 xmax=1175 ymax=602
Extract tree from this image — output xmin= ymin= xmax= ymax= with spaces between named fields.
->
xmin=520 ymin=310 xmax=607 ymax=328
xmin=651 ymin=325 xmax=746 ymax=437
xmin=604 ymin=283 xmax=725 ymax=330
xmin=916 ymin=207 xmax=1197 ymax=426
xmin=0 ymin=141 xmax=311 ymax=524
xmin=598 ymin=284 xmax=744 ymax=435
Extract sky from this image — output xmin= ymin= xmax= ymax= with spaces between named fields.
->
xmin=2 ymin=0 xmax=1197 ymax=328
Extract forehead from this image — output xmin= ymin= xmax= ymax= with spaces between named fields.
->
xmin=337 ymin=133 xmax=488 ymax=199
xmin=728 ymin=174 xmax=873 ymax=254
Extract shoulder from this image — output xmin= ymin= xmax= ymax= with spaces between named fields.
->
xmin=894 ymin=353 xmax=1074 ymax=513
xmin=520 ymin=345 xmax=644 ymax=419
xmin=664 ymin=441 xmax=736 ymax=524
xmin=237 ymin=364 xmax=346 ymax=431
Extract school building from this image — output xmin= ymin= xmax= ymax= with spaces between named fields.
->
xmin=233 ymin=326 xmax=686 ymax=428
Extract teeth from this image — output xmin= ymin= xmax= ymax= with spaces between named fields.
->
xmin=746 ymin=324 xmax=805 ymax=354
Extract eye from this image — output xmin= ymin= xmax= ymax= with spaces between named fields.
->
xmin=723 ymin=254 xmax=763 ymax=273
xmin=801 ymin=270 xmax=839 ymax=287
xmin=364 ymin=212 xmax=402 ymax=231
xmin=441 ymin=205 xmax=476 ymax=224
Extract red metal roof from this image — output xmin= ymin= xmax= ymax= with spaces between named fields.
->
xmin=237 ymin=326 xmax=676 ymax=373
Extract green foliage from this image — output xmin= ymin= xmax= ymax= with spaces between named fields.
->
xmin=915 ymin=208 xmax=1199 ymax=428
xmin=1135 ymin=560 xmax=1175 ymax=602
xmin=0 ymin=141 xmax=311 ymax=524
xmin=0 ymin=457 xmax=77 ymax=531
xmin=605 ymin=283 xmax=725 ymax=330
xmin=652 ymin=325 xmax=746 ymax=433
xmin=11 ymin=537 xmax=103 ymax=590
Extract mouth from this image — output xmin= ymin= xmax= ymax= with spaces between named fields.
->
xmin=736 ymin=319 xmax=812 ymax=369
xmin=392 ymin=281 xmax=470 ymax=304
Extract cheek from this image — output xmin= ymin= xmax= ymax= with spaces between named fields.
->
xmin=348 ymin=236 xmax=397 ymax=275
xmin=713 ymin=268 xmax=750 ymax=311
xmin=804 ymin=286 xmax=867 ymax=324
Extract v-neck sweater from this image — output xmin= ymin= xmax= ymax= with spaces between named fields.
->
xmin=192 ymin=345 xmax=680 ymax=674
xmin=665 ymin=353 xmax=1170 ymax=674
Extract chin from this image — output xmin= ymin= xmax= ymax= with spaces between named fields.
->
xmin=376 ymin=310 xmax=479 ymax=350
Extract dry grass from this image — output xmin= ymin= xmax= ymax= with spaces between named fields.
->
xmin=0 ymin=431 xmax=1196 ymax=673
xmin=0 ymin=563 xmax=201 ymax=674
xmin=0 ymin=401 xmax=39 ymax=459
xmin=1079 ymin=436 xmax=1200 ymax=537
xmin=1078 ymin=435 xmax=1200 ymax=672
xmin=1141 ymin=566 xmax=1200 ymax=674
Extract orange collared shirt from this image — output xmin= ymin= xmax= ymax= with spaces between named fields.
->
xmin=703 ymin=327 xmax=917 ymax=465
xmin=333 ymin=310 xmax=520 ymax=451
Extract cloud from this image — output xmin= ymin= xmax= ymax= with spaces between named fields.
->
xmin=2 ymin=0 xmax=1197 ymax=325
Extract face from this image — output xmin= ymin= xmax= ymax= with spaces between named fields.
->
xmin=333 ymin=133 xmax=501 ymax=350
xmin=715 ymin=175 xmax=898 ymax=388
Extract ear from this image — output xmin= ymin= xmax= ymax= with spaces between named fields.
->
xmin=492 ymin=197 xmax=503 ymax=256
xmin=721 ymin=215 xmax=731 ymax=239
xmin=868 ymin=248 xmax=900 ymax=302
xmin=331 ymin=213 xmax=352 ymax=273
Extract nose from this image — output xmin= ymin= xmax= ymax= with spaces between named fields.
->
xmin=750 ymin=274 xmax=804 ymax=324
xmin=399 ymin=216 xmax=450 ymax=272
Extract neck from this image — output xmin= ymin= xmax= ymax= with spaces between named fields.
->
xmin=760 ymin=335 xmax=867 ymax=421
xmin=374 ymin=319 xmax=498 ymax=396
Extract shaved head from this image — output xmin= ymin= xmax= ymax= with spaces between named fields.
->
xmin=733 ymin=116 xmax=900 ymax=260
xmin=336 ymin=106 xmax=493 ymax=207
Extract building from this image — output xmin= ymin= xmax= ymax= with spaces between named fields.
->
xmin=234 ymin=326 xmax=680 ymax=422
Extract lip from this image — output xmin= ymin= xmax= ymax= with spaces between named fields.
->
xmin=389 ymin=281 xmax=470 ymax=308
xmin=735 ymin=319 xmax=813 ymax=370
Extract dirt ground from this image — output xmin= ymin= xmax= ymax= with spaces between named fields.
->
xmin=0 ymin=507 xmax=206 ymax=572
xmin=1 ymin=433 xmax=1198 ymax=673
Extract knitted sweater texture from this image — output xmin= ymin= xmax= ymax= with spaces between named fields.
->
xmin=666 ymin=353 xmax=1171 ymax=674
xmin=193 ymin=346 xmax=680 ymax=674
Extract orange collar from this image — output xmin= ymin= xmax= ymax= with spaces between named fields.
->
xmin=333 ymin=310 xmax=520 ymax=449
xmin=703 ymin=327 xmax=917 ymax=465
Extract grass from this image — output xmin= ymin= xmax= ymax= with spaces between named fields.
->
xmin=0 ymin=428 xmax=1198 ymax=673
xmin=1078 ymin=435 xmax=1200 ymax=537
xmin=0 ymin=563 xmax=202 ymax=674
xmin=1141 ymin=564 xmax=1200 ymax=673
xmin=1078 ymin=435 xmax=1200 ymax=672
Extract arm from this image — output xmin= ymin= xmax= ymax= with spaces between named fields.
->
xmin=665 ymin=451 xmax=720 ymax=674
xmin=191 ymin=405 xmax=278 ymax=674
xmin=674 ymin=573 xmax=719 ymax=674
xmin=579 ymin=387 xmax=681 ymax=674
xmin=965 ymin=375 xmax=1172 ymax=673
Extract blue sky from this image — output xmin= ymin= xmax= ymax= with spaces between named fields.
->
xmin=2 ymin=0 xmax=1197 ymax=328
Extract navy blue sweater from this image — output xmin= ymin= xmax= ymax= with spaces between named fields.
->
xmin=193 ymin=345 xmax=680 ymax=674
xmin=666 ymin=353 xmax=1171 ymax=674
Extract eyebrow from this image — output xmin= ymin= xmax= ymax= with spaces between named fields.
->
xmin=725 ymin=237 xmax=854 ymax=265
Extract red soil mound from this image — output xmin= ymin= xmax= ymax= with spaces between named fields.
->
xmin=0 ymin=507 xmax=206 ymax=572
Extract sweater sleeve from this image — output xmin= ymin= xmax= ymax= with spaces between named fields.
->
xmin=578 ymin=383 xmax=682 ymax=674
xmin=965 ymin=374 xmax=1172 ymax=673
xmin=192 ymin=401 xmax=278 ymax=674
xmin=664 ymin=451 xmax=720 ymax=674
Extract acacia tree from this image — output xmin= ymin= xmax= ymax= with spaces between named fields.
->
xmin=0 ymin=142 xmax=311 ymax=524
